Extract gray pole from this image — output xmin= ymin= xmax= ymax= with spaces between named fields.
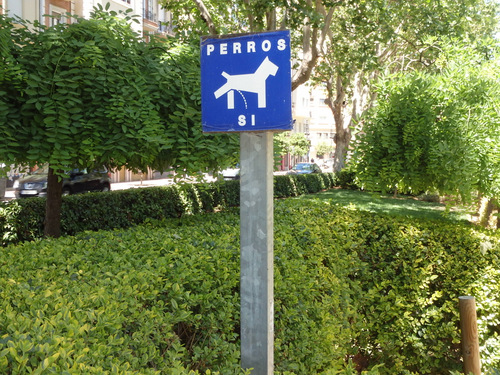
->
xmin=240 ymin=131 xmax=274 ymax=375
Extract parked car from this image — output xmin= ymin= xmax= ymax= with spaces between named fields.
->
xmin=287 ymin=162 xmax=322 ymax=175
xmin=321 ymin=158 xmax=334 ymax=171
xmin=221 ymin=165 xmax=240 ymax=180
xmin=16 ymin=166 xmax=111 ymax=198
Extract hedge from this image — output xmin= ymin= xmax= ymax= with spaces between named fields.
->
xmin=0 ymin=199 xmax=499 ymax=374
xmin=0 ymin=173 xmax=336 ymax=245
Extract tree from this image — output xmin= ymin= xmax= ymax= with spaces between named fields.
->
xmin=159 ymin=0 xmax=334 ymax=90
xmin=0 ymin=6 xmax=238 ymax=237
xmin=351 ymin=41 xmax=500 ymax=216
xmin=160 ymin=0 xmax=499 ymax=174
xmin=315 ymin=142 xmax=333 ymax=159
xmin=315 ymin=0 xmax=499 ymax=172
xmin=275 ymin=132 xmax=310 ymax=160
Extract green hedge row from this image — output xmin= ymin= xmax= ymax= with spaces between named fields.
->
xmin=0 ymin=199 xmax=499 ymax=374
xmin=0 ymin=173 xmax=336 ymax=245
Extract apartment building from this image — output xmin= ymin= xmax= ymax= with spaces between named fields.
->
xmin=291 ymin=83 xmax=336 ymax=162
xmin=0 ymin=0 xmax=173 ymax=39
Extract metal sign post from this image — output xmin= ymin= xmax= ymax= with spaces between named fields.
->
xmin=201 ymin=30 xmax=292 ymax=375
xmin=240 ymin=131 xmax=274 ymax=374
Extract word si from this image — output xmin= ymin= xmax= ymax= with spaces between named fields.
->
xmin=238 ymin=114 xmax=255 ymax=126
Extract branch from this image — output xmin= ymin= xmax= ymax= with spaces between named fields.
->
xmin=291 ymin=1 xmax=335 ymax=91
xmin=292 ymin=23 xmax=319 ymax=91
xmin=319 ymin=4 xmax=334 ymax=53
xmin=193 ymin=0 xmax=218 ymax=35
xmin=266 ymin=9 xmax=276 ymax=31
xmin=242 ymin=0 xmax=255 ymax=31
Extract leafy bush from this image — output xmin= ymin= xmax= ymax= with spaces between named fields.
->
xmin=335 ymin=166 xmax=358 ymax=190
xmin=347 ymin=214 xmax=494 ymax=373
xmin=0 ymin=174 xmax=335 ymax=245
xmin=274 ymin=175 xmax=303 ymax=198
xmin=0 ymin=210 xmax=246 ymax=374
xmin=0 ymin=198 xmax=45 ymax=242
xmin=1 ymin=199 xmax=499 ymax=374
xmin=274 ymin=173 xmax=336 ymax=198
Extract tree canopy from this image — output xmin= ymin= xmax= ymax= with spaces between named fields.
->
xmin=0 ymin=6 xmax=239 ymax=236
xmin=352 ymin=42 xmax=500 ymax=203
xmin=315 ymin=142 xmax=333 ymax=159
xmin=160 ymin=0 xmax=334 ymax=89
xmin=160 ymin=0 xmax=500 ymax=172
xmin=275 ymin=132 xmax=310 ymax=158
xmin=0 ymin=6 xmax=238 ymax=176
xmin=314 ymin=0 xmax=500 ymax=171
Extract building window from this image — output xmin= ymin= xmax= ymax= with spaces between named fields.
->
xmin=49 ymin=5 xmax=67 ymax=25
xmin=144 ymin=0 xmax=155 ymax=21
xmin=51 ymin=11 xmax=64 ymax=25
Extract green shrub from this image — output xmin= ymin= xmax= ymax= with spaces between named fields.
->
xmin=0 ymin=183 xmax=235 ymax=245
xmin=0 ymin=198 xmax=46 ymax=243
xmin=0 ymin=210 xmax=246 ymax=374
xmin=346 ymin=214 xmax=494 ymax=373
xmin=335 ymin=167 xmax=358 ymax=190
xmin=1 ymin=199 xmax=499 ymax=374
xmin=0 ymin=174 xmax=337 ymax=246
xmin=274 ymin=175 xmax=301 ymax=198
xmin=274 ymin=173 xmax=336 ymax=198
xmin=320 ymin=172 xmax=337 ymax=189
xmin=215 ymin=180 xmax=240 ymax=208
xmin=302 ymin=173 xmax=327 ymax=193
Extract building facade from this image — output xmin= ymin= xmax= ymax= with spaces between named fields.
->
xmin=0 ymin=0 xmax=173 ymax=39
xmin=291 ymin=83 xmax=336 ymax=163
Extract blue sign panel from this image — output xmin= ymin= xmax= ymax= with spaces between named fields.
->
xmin=201 ymin=30 xmax=292 ymax=132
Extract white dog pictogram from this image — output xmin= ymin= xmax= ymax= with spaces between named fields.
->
xmin=214 ymin=57 xmax=279 ymax=109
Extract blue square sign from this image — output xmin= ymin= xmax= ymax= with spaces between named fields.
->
xmin=201 ymin=30 xmax=292 ymax=132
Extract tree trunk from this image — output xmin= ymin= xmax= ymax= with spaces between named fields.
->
xmin=326 ymin=74 xmax=351 ymax=173
xmin=44 ymin=166 xmax=63 ymax=238
xmin=332 ymin=125 xmax=350 ymax=172
xmin=291 ymin=6 xmax=334 ymax=91
xmin=495 ymin=202 xmax=500 ymax=229
xmin=478 ymin=197 xmax=495 ymax=228
xmin=326 ymin=71 xmax=373 ymax=173
xmin=497 ymin=203 xmax=500 ymax=229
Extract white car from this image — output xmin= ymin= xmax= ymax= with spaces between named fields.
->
xmin=321 ymin=159 xmax=334 ymax=171
xmin=221 ymin=166 xmax=240 ymax=180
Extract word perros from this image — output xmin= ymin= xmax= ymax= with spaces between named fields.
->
xmin=205 ymin=38 xmax=287 ymax=56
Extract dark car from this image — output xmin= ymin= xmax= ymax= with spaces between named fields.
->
xmin=287 ymin=162 xmax=322 ymax=175
xmin=16 ymin=166 xmax=111 ymax=198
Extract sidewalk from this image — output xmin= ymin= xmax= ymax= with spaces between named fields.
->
xmin=111 ymin=178 xmax=176 ymax=191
